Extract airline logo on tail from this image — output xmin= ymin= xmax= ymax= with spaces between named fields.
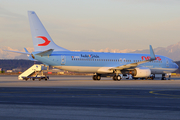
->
xmin=36 ymin=36 xmax=51 ymax=46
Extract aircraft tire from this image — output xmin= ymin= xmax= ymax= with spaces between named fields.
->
xmin=45 ymin=76 xmax=48 ymax=81
xmin=117 ymin=75 xmax=121 ymax=81
xmin=97 ymin=75 xmax=101 ymax=80
xmin=113 ymin=75 xmax=116 ymax=81
xmin=161 ymin=77 xmax=166 ymax=80
xmin=93 ymin=75 xmax=97 ymax=80
xmin=25 ymin=78 xmax=28 ymax=81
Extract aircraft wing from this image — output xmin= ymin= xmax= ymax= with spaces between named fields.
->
xmin=110 ymin=60 xmax=152 ymax=70
xmin=110 ymin=45 xmax=156 ymax=70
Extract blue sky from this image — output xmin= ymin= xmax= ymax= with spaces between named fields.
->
xmin=0 ymin=0 xmax=180 ymax=51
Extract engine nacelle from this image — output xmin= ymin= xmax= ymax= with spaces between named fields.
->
xmin=130 ymin=67 xmax=151 ymax=78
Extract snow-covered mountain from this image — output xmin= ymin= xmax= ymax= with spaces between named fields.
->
xmin=1 ymin=42 xmax=180 ymax=61
xmin=132 ymin=42 xmax=180 ymax=61
xmin=0 ymin=47 xmax=34 ymax=59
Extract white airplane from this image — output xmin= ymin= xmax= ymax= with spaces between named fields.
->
xmin=5 ymin=11 xmax=179 ymax=81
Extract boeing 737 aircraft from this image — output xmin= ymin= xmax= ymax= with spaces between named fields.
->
xmin=6 ymin=11 xmax=179 ymax=80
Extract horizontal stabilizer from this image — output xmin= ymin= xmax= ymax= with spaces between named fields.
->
xmin=35 ymin=49 xmax=54 ymax=56
xmin=3 ymin=49 xmax=31 ymax=55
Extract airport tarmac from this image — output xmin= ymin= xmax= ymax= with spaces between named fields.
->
xmin=0 ymin=75 xmax=180 ymax=120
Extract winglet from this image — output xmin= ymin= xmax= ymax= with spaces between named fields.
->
xmin=149 ymin=45 xmax=156 ymax=60
xmin=24 ymin=48 xmax=30 ymax=54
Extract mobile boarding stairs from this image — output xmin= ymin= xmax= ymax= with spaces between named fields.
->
xmin=18 ymin=64 xmax=49 ymax=81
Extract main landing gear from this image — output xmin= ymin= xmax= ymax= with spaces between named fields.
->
xmin=93 ymin=74 xmax=122 ymax=81
xmin=93 ymin=75 xmax=101 ymax=80
xmin=113 ymin=75 xmax=122 ymax=81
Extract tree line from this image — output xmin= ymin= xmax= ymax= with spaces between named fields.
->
xmin=0 ymin=59 xmax=42 ymax=72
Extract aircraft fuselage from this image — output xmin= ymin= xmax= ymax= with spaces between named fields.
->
xmin=33 ymin=51 xmax=178 ymax=74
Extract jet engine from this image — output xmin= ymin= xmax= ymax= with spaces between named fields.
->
xmin=129 ymin=67 xmax=151 ymax=78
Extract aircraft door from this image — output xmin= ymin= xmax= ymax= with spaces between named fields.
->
xmin=119 ymin=58 xmax=126 ymax=65
xmin=61 ymin=55 xmax=66 ymax=65
xmin=166 ymin=59 xmax=169 ymax=67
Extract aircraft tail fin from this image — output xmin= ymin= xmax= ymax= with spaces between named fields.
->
xmin=28 ymin=11 xmax=69 ymax=52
